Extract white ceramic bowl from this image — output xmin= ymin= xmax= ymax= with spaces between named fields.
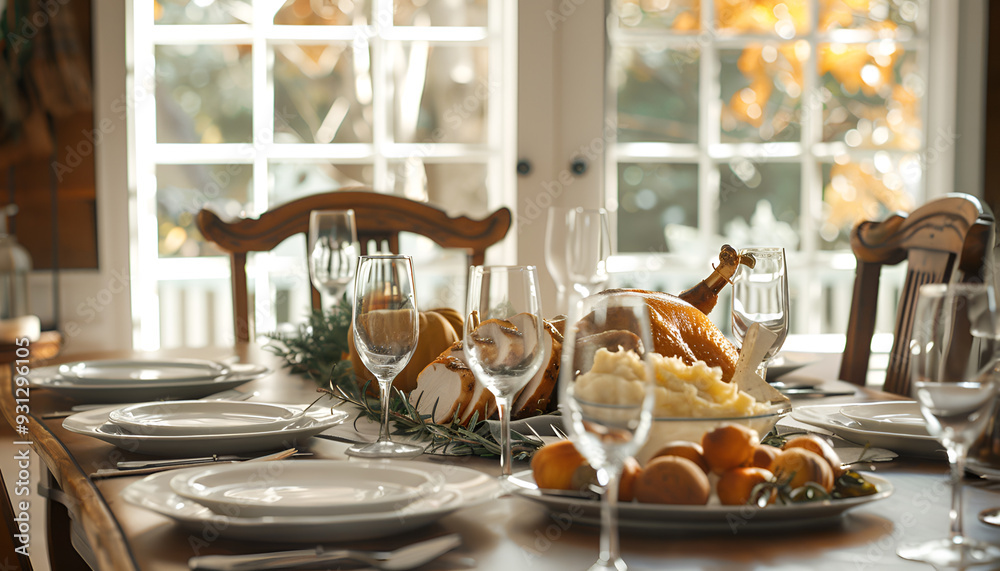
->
xmin=636 ymin=403 xmax=791 ymax=464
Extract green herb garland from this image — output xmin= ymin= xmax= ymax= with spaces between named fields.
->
xmin=265 ymin=297 xmax=546 ymax=458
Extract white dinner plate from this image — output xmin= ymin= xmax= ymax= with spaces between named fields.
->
xmin=792 ymin=402 xmax=944 ymax=458
xmin=57 ymin=359 xmax=229 ymax=384
xmin=838 ymin=401 xmax=929 ymax=436
xmin=509 ymin=470 xmax=893 ymax=532
xmin=30 ymin=362 xmax=270 ymax=403
xmin=170 ymin=460 xmax=441 ymax=518
xmin=62 ymin=403 xmax=349 ymax=456
xmin=122 ymin=461 xmax=501 ymax=542
xmin=109 ymin=401 xmax=300 ymax=436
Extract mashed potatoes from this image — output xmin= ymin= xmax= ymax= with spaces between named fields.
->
xmin=574 ymin=348 xmax=769 ymax=418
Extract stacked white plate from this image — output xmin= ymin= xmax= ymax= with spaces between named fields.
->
xmin=108 ymin=401 xmax=303 ymax=436
xmin=791 ymin=401 xmax=943 ymax=458
xmin=63 ymin=401 xmax=350 ymax=455
xmin=122 ymin=460 xmax=502 ymax=542
xmin=30 ymin=359 xmax=271 ymax=402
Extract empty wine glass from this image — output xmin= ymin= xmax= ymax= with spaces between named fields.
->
xmin=464 ymin=266 xmax=545 ymax=479
xmin=309 ymin=209 xmax=360 ymax=306
xmin=897 ymin=283 xmax=1000 ymax=567
xmin=565 ymin=208 xmax=613 ymax=298
xmin=545 ymin=207 xmax=572 ymax=316
xmin=348 ymin=254 xmax=425 ymax=458
xmin=560 ymin=292 xmax=655 ymax=571
xmin=730 ymin=247 xmax=788 ymax=379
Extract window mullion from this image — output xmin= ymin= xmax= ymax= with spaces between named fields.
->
xmin=372 ymin=0 xmax=392 ymax=192
xmin=251 ymin=2 xmax=275 ymax=335
xmin=698 ymin=0 xmax=719 ymax=253
xmin=133 ymin=0 xmax=160 ymax=350
xmin=798 ymin=0 xmax=822 ymax=334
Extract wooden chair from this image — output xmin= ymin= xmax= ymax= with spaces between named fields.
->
xmin=196 ymin=189 xmax=512 ymax=342
xmin=839 ymin=193 xmax=993 ymax=395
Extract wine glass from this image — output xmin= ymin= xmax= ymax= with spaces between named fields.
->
xmin=464 ymin=266 xmax=545 ymax=478
xmin=545 ymin=207 xmax=572 ymax=316
xmin=897 ymin=282 xmax=1000 ymax=567
xmin=565 ymin=208 xmax=613 ymax=298
xmin=347 ymin=254 xmax=425 ymax=458
xmin=730 ymin=247 xmax=788 ymax=379
xmin=559 ymin=292 xmax=655 ymax=571
xmin=309 ymin=209 xmax=360 ymax=306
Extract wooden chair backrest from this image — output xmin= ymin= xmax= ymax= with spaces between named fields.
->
xmin=839 ymin=193 xmax=992 ymax=395
xmin=197 ymin=189 xmax=512 ymax=342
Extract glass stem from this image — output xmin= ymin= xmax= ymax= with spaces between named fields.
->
xmin=755 ymin=361 xmax=768 ymax=381
xmin=949 ymin=444 xmax=967 ymax=543
xmin=376 ymin=378 xmax=392 ymax=444
xmin=496 ymin=397 xmax=512 ymax=477
xmin=598 ymin=465 xmax=624 ymax=569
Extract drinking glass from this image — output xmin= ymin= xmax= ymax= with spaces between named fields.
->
xmin=464 ymin=266 xmax=545 ymax=478
xmin=309 ymin=209 xmax=360 ymax=305
xmin=565 ymin=208 xmax=613 ymax=298
xmin=348 ymin=255 xmax=425 ymax=458
xmin=545 ymin=207 xmax=572 ymax=315
xmin=730 ymin=247 xmax=788 ymax=379
xmin=559 ymin=293 xmax=655 ymax=571
xmin=897 ymin=283 xmax=1000 ymax=567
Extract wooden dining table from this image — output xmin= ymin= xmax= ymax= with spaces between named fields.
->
xmin=5 ymin=343 xmax=1000 ymax=571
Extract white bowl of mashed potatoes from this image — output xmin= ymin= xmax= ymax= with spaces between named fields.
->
xmin=573 ymin=348 xmax=789 ymax=464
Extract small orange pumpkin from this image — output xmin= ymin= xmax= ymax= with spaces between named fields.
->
xmin=348 ymin=308 xmax=462 ymax=394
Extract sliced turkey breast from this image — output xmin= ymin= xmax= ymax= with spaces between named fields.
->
xmin=409 ymin=356 xmax=476 ymax=424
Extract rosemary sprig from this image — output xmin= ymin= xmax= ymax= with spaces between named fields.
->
xmin=319 ymin=375 xmax=544 ymax=459
xmin=265 ymin=297 xmax=545 ymax=459
xmin=265 ymin=293 xmax=354 ymax=383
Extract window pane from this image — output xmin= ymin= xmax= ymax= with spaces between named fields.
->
xmin=274 ymin=0 xmax=369 ymax=25
xmin=716 ymin=0 xmax=810 ymax=37
xmin=616 ymin=45 xmax=699 ymax=144
xmin=387 ymin=161 xmax=488 ymax=218
xmin=819 ymin=0 xmax=921 ymax=38
xmin=820 ymin=154 xmax=920 ymax=250
xmin=274 ymin=43 xmax=373 ymax=144
xmin=718 ymin=161 xmax=800 ymax=250
xmin=820 ymin=43 xmax=922 ymax=150
xmin=392 ymin=45 xmax=488 ymax=145
xmin=617 ymin=163 xmax=698 ymax=253
xmin=156 ymin=45 xmax=252 ymax=144
xmin=720 ymin=44 xmax=804 ymax=143
xmin=613 ymin=0 xmax=700 ymax=31
xmin=394 ymin=0 xmax=487 ymax=26
xmin=155 ymin=0 xmax=252 ymax=25
xmin=269 ymin=162 xmax=373 ymax=203
xmin=156 ymin=164 xmax=253 ymax=258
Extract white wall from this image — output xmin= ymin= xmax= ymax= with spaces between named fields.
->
xmin=28 ymin=0 xmax=132 ymax=354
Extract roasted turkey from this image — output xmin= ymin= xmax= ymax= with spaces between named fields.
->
xmin=407 ymin=246 xmax=746 ymax=426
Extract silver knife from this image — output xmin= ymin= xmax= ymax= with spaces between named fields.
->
xmin=188 ymin=534 xmax=462 ymax=571
xmin=117 ymin=451 xmax=310 ymax=470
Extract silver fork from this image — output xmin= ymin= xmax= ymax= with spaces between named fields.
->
xmin=188 ymin=533 xmax=462 ymax=571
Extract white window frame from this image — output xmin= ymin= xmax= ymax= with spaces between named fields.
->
xmin=599 ymin=0 xmax=959 ymax=336
xmin=127 ymin=1 xmax=517 ymax=350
